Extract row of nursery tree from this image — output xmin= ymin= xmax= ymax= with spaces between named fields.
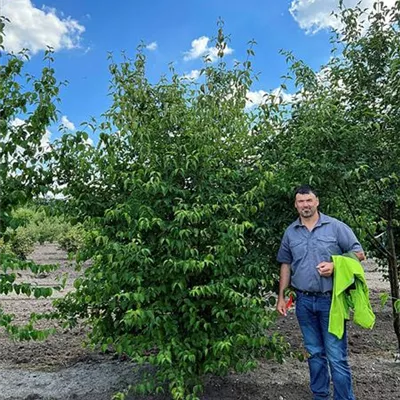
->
xmin=1 ymin=2 xmax=400 ymax=399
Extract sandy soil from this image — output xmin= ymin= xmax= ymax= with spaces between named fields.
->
xmin=0 ymin=244 xmax=399 ymax=400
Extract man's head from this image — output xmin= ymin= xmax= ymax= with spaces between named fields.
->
xmin=294 ymin=184 xmax=319 ymax=220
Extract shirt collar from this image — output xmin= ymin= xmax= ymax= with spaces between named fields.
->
xmin=294 ymin=212 xmax=330 ymax=228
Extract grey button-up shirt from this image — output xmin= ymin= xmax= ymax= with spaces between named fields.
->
xmin=277 ymin=212 xmax=363 ymax=293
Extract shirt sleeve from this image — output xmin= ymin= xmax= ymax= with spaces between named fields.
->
xmin=336 ymin=221 xmax=363 ymax=253
xmin=277 ymin=230 xmax=293 ymax=264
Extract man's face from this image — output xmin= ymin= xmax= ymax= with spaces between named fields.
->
xmin=295 ymin=192 xmax=319 ymax=219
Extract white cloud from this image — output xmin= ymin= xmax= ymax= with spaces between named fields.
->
xmin=41 ymin=190 xmax=67 ymax=200
xmin=1 ymin=0 xmax=85 ymax=54
xmin=60 ymin=116 xmax=94 ymax=145
xmin=184 ymin=37 xmax=209 ymax=61
xmin=183 ymin=36 xmax=233 ymax=62
xmin=146 ymin=41 xmax=158 ymax=51
xmin=182 ymin=69 xmax=201 ymax=81
xmin=84 ymin=137 xmax=94 ymax=146
xmin=61 ymin=115 xmax=76 ymax=131
xmin=245 ymin=90 xmax=268 ymax=108
xmin=245 ymin=88 xmax=298 ymax=109
xmin=10 ymin=118 xmax=25 ymax=127
xmin=41 ymin=129 xmax=52 ymax=151
xmin=12 ymin=118 xmax=52 ymax=150
xmin=290 ymin=0 xmax=396 ymax=34
xmin=271 ymin=88 xmax=295 ymax=104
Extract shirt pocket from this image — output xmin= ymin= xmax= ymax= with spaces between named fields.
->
xmin=290 ymin=240 xmax=306 ymax=261
xmin=316 ymin=235 xmax=339 ymax=257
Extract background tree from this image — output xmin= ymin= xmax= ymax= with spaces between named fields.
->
xmin=272 ymin=1 xmax=400 ymax=353
xmin=0 ymin=16 xmax=61 ymax=339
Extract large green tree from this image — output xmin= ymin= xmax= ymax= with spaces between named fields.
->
xmin=53 ymin=31 xmax=288 ymax=399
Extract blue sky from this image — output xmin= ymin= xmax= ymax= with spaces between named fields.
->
xmin=1 ymin=0 xmax=392 ymax=143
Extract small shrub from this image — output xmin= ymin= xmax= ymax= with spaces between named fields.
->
xmin=0 ymin=237 xmax=14 ymax=256
xmin=3 ymin=205 xmax=82 ymax=258
xmin=58 ymin=224 xmax=86 ymax=253
xmin=8 ymin=226 xmax=35 ymax=260
xmin=8 ymin=207 xmax=37 ymax=229
xmin=34 ymin=218 xmax=69 ymax=245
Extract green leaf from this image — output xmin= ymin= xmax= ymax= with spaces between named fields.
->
xmin=395 ymin=299 xmax=400 ymax=314
xmin=380 ymin=293 xmax=389 ymax=308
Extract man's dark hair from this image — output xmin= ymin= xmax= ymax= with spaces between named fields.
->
xmin=295 ymin=184 xmax=318 ymax=197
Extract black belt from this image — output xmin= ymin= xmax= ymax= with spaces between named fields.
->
xmin=295 ymin=289 xmax=332 ymax=297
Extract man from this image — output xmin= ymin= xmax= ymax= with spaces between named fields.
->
xmin=276 ymin=185 xmax=365 ymax=400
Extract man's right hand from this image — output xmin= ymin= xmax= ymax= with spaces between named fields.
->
xmin=277 ymin=263 xmax=291 ymax=317
xmin=276 ymin=297 xmax=287 ymax=317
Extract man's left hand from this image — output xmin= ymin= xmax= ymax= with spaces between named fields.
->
xmin=317 ymin=261 xmax=334 ymax=277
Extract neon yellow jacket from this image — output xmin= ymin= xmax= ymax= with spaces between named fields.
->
xmin=329 ymin=253 xmax=375 ymax=339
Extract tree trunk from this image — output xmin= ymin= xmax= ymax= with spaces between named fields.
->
xmin=386 ymin=202 xmax=400 ymax=354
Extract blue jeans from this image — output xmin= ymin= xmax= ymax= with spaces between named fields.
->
xmin=295 ymin=292 xmax=355 ymax=400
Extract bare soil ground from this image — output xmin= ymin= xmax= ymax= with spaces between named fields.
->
xmin=0 ymin=243 xmax=399 ymax=400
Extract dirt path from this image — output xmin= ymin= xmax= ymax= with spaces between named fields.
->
xmin=0 ymin=244 xmax=399 ymax=399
